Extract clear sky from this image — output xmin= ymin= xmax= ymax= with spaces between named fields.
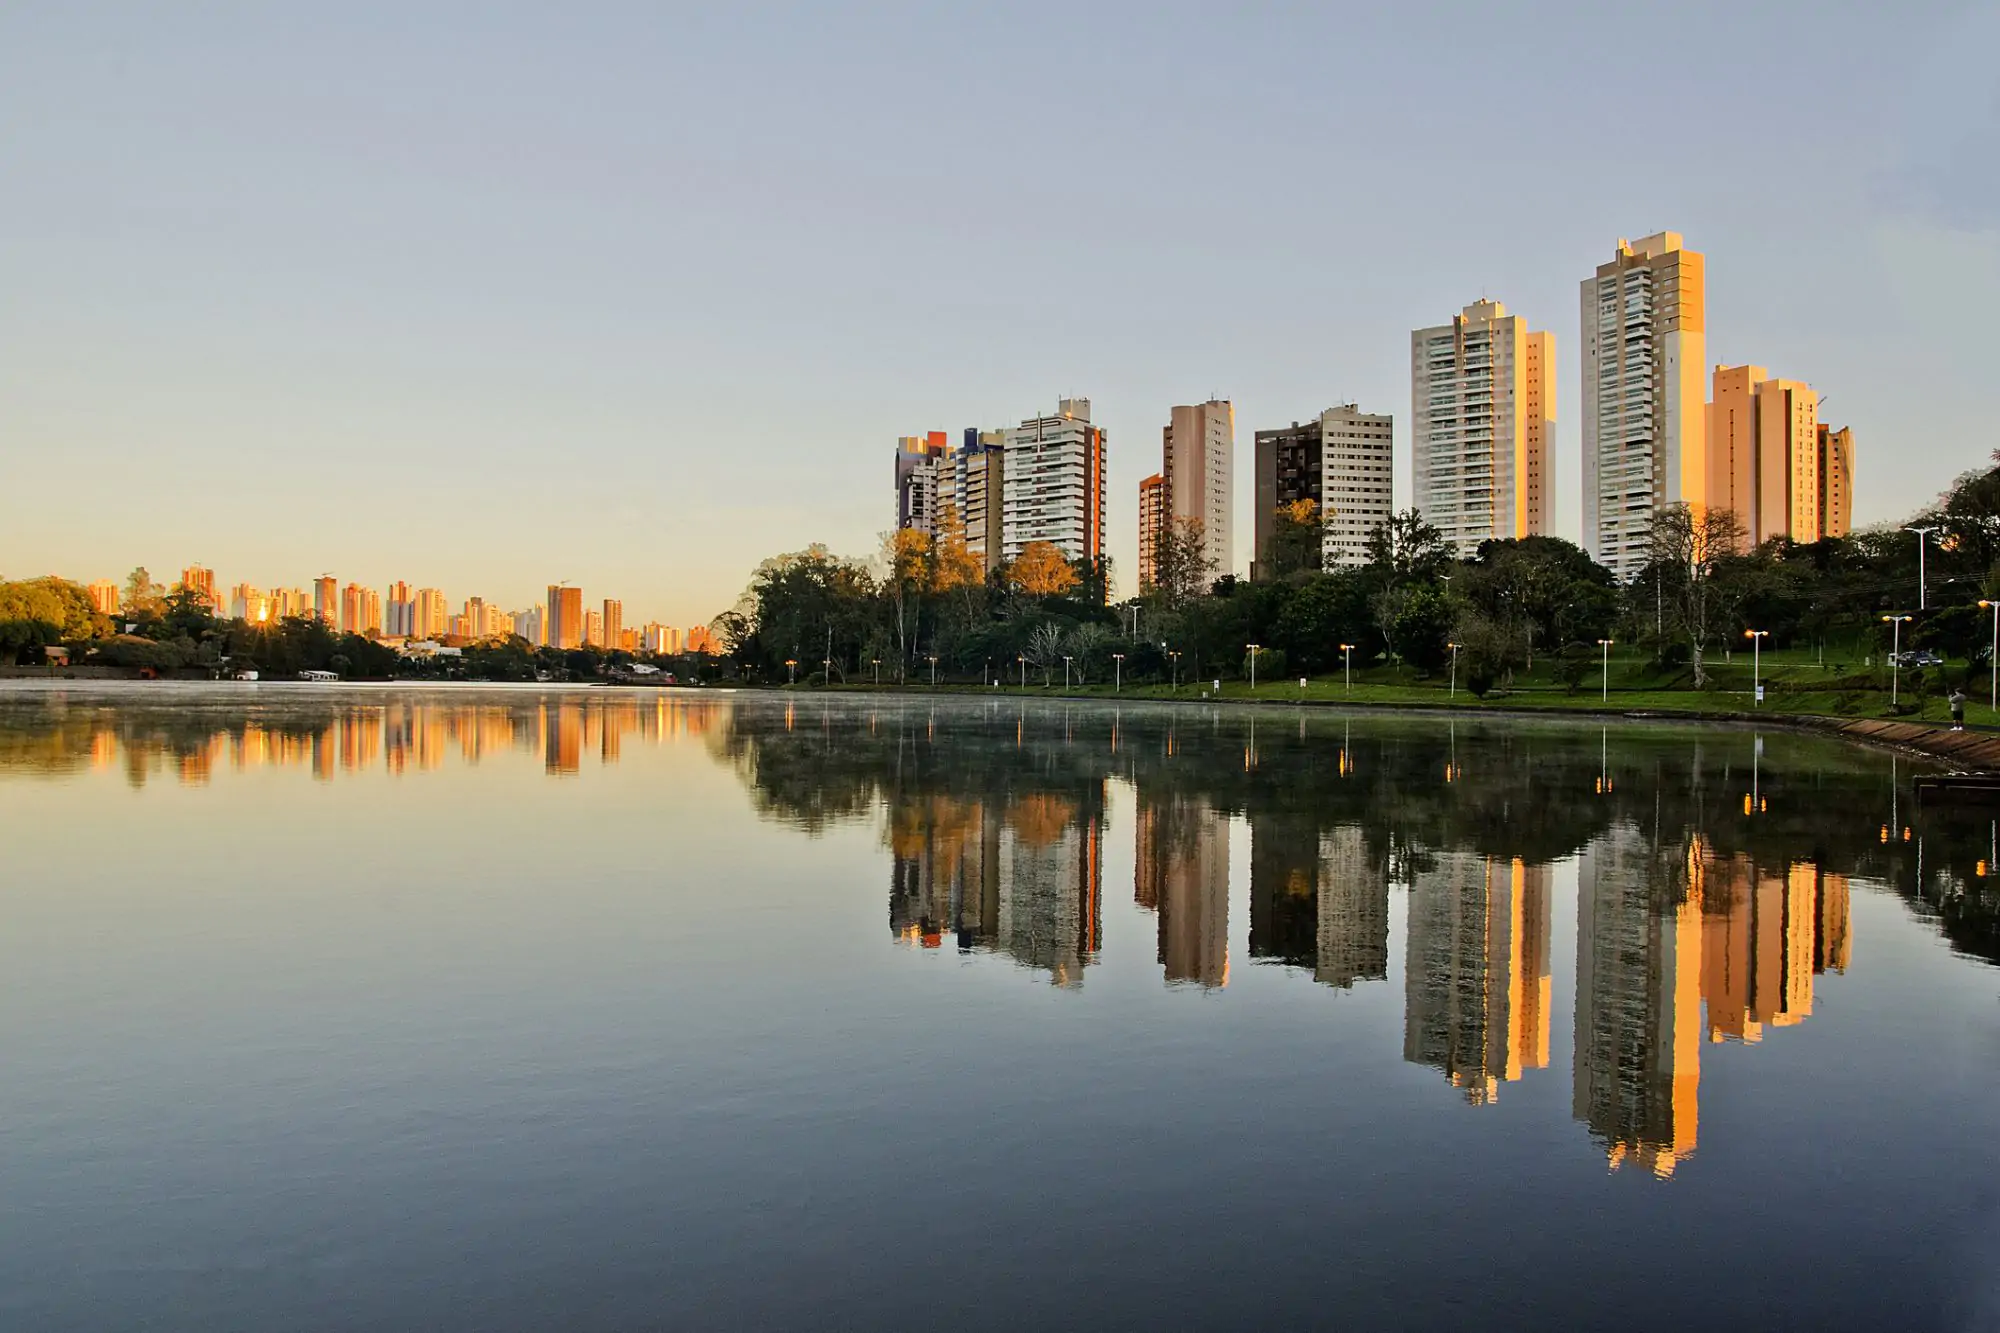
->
xmin=4 ymin=2 xmax=1996 ymax=627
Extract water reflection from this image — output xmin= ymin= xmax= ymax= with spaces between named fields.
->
xmin=2 ymin=687 xmax=1995 ymax=1186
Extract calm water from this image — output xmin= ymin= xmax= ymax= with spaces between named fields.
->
xmin=2 ymin=683 xmax=1998 ymax=1331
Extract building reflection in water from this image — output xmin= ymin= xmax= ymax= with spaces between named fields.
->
xmin=889 ymin=787 xmax=1103 ymax=988
xmin=1138 ymin=793 xmax=1229 ymax=989
xmin=1405 ymin=853 xmax=1552 ymax=1104
xmin=0 ymin=695 xmax=1938 ymax=1181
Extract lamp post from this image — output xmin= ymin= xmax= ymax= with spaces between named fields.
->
xmin=785 ymin=658 xmax=797 ymax=686
xmin=871 ymin=658 xmax=880 ymax=687
xmin=1112 ymin=653 xmax=1124 ymax=693
xmin=1883 ymin=614 xmax=1911 ymax=707
xmin=1340 ymin=643 xmax=1354 ymax=695
xmin=1905 ymin=525 xmax=1937 ymax=610
xmin=822 ymin=657 xmax=832 ymax=686
xmin=927 ymin=655 xmax=938 ymax=687
xmin=1168 ymin=649 xmax=1181 ymax=692
xmin=1447 ymin=641 xmax=1460 ymax=700
xmin=1246 ymin=643 xmax=1262 ymax=692
xmin=1982 ymin=600 xmax=2000 ymax=712
xmin=1017 ymin=655 xmax=1026 ymax=690
xmin=1062 ymin=655 xmax=1073 ymax=689
xmin=1744 ymin=629 xmax=1767 ymax=705
xmin=1597 ymin=639 xmax=1613 ymax=702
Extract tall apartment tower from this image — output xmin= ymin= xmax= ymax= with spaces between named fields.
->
xmin=547 ymin=585 xmax=584 ymax=650
xmin=894 ymin=432 xmax=950 ymax=535
xmin=414 ymin=588 xmax=448 ymax=640
xmin=1002 ymin=398 xmax=1106 ymax=568
xmin=385 ymin=581 xmax=414 ymax=637
xmin=87 ymin=580 xmax=120 ymax=614
xmin=314 ymin=575 xmax=340 ymax=624
xmin=949 ymin=428 xmax=1007 ymax=573
xmin=1412 ymin=300 xmax=1555 ymax=557
xmin=1251 ymin=406 xmax=1394 ymax=572
xmin=1581 ymin=232 xmax=1707 ymax=579
xmin=1137 ymin=473 xmax=1164 ymax=591
xmin=1816 ymin=425 xmax=1854 ymax=540
xmin=179 ymin=565 xmax=218 ymax=610
xmin=1704 ymin=366 xmax=1830 ymax=546
xmin=341 ymin=583 xmax=365 ymax=634
xmin=1162 ymin=400 xmax=1235 ymax=578
xmin=602 ymin=599 xmax=623 ymax=650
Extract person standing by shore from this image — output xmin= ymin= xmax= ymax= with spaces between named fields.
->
xmin=1950 ymin=688 xmax=1967 ymax=730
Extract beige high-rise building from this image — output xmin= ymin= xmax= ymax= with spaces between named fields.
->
xmin=413 ymin=588 xmax=448 ymax=639
xmin=87 ymin=580 xmax=119 ymax=615
xmin=1162 ymin=399 xmax=1234 ymax=578
xmin=1321 ymin=405 xmax=1395 ymax=568
xmin=602 ymin=599 xmax=623 ymax=650
xmin=1582 ymin=232 xmax=1707 ymax=579
xmin=1137 ymin=473 xmax=1164 ymax=591
xmin=1817 ymin=425 xmax=1854 ymax=539
xmin=1412 ymin=300 xmax=1555 ymax=556
xmin=179 ymin=565 xmax=219 ymax=611
xmin=314 ymin=575 xmax=340 ymax=624
xmin=948 ymin=429 xmax=1007 ymax=574
xmin=1703 ymin=365 xmax=1819 ymax=546
xmin=583 ymin=609 xmax=604 ymax=648
xmin=1002 ymin=398 xmax=1106 ymax=567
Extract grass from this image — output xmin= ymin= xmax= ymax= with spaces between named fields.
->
xmin=805 ymin=648 xmax=2000 ymax=729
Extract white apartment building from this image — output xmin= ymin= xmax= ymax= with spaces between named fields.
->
xmin=1581 ymin=232 xmax=1707 ymax=579
xmin=1321 ymin=405 xmax=1395 ymax=568
xmin=1163 ymin=399 xmax=1235 ymax=578
xmin=1002 ymin=398 xmax=1106 ymax=565
xmin=1411 ymin=300 xmax=1553 ymax=558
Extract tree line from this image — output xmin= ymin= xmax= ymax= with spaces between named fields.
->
xmin=711 ymin=453 xmax=2000 ymax=695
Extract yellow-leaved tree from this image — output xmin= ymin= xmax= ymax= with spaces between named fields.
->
xmin=1007 ymin=541 xmax=1079 ymax=599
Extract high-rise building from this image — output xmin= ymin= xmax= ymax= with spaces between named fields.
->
xmin=582 ymin=609 xmax=604 ymax=648
xmin=1412 ymin=300 xmax=1555 ymax=556
xmin=602 ymin=599 xmax=623 ymax=651
xmin=179 ymin=566 xmax=218 ymax=611
xmin=413 ymin=588 xmax=448 ymax=640
xmin=1704 ymin=366 xmax=1838 ymax=546
xmin=86 ymin=580 xmax=119 ymax=615
xmin=1816 ymin=425 xmax=1854 ymax=540
xmin=686 ymin=625 xmax=716 ymax=655
xmin=341 ymin=583 xmax=365 ymax=634
xmin=1582 ymin=232 xmax=1707 ymax=579
xmin=642 ymin=623 xmax=680 ymax=654
xmin=272 ymin=587 xmax=310 ymax=620
xmin=547 ymin=585 xmax=583 ymax=650
xmin=1162 ymin=399 xmax=1235 ymax=578
xmin=314 ymin=575 xmax=340 ymax=624
xmin=386 ymin=581 xmax=414 ymax=638
xmin=894 ymin=432 xmax=951 ymax=535
xmin=1002 ymin=398 xmax=1106 ymax=568
xmin=1254 ymin=405 xmax=1394 ymax=571
xmin=1137 ymin=473 xmax=1164 ymax=591
xmin=948 ymin=428 xmax=1007 ymax=573
xmin=515 ymin=605 xmax=545 ymax=646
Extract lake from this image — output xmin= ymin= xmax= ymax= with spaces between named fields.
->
xmin=2 ymin=683 xmax=1997 ymax=1331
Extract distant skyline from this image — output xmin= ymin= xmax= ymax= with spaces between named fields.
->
xmin=5 ymin=2 xmax=1995 ymax=623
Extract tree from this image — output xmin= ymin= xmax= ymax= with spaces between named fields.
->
xmin=882 ymin=527 xmax=932 ymax=675
xmin=1263 ymin=499 xmax=1325 ymax=580
xmin=0 ymin=578 xmax=109 ymax=660
xmin=122 ymin=567 xmax=162 ymax=617
xmin=1365 ymin=509 xmax=1450 ymax=666
xmin=1649 ymin=503 xmax=1747 ymax=687
xmin=1154 ymin=516 xmax=1216 ymax=607
xmin=1008 ymin=542 xmax=1080 ymax=599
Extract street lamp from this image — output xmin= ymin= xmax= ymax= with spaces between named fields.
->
xmin=1247 ymin=643 xmax=1262 ymax=692
xmin=1112 ymin=652 xmax=1124 ymax=693
xmin=1446 ymin=641 xmax=1460 ymax=700
xmin=1168 ymin=649 xmax=1181 ymax=692
xmin=1882 ymin=615 xmax=1911 ymax=707
xmin=785 ymin=658 xmax=797 ymax=686
xmin=1981 ymin=600 xmax=2000 ymax=712
xmin=1905 ymin=525 xmax=1938 ymax=610
xmin=927 ymin=654 xmax=938 ymax=687
xmin=1062 ymin=655 xmax=1073 ymax=689
xmin=1340 ymin=643 xmax=1355 ymax=695
xmin=1596 ymin=639 xmax=1613 ymax=702
xmin=1017 ymin=654 xmax=1027 ymax=690
xmin=822 ymin=656 xmax=832 ymax=686
xmin=871 ymin=658 xmax=880 ymax=686
xmin=1744 ymin=629 xmax=1767 ymax=705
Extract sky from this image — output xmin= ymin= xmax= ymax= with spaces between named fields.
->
xmin=3 ymin=1 xmax=1997 ymax=628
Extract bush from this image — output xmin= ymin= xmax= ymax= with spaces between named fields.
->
xmin=1555 ymin=643 xmax=1595 ymax=694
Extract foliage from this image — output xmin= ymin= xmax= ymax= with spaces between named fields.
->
xmin=1007 ymin=541 xmax=1080 ymax=599
xmin=1152 ymin=515 xmax=1215 ymax=607
xmin=1261 ymin=499 xmax=1323 ymax=580
xmin=0 ymin=577 xmax=110 ymax=661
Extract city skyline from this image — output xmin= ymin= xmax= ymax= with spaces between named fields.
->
xmin=5 ymin=4 xmax=1990 ymax=621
